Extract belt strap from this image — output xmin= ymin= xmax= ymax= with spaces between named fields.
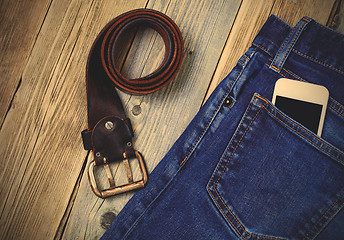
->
xmin=81 ymin=9 xmax=183 ymax=198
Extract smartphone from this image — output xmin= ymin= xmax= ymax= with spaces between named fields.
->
xmin=272 ymin=78 xmax=329 ymax=137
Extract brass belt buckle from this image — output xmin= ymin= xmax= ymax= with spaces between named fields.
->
xmin=88 ymin=151 xmax=148 ymax=198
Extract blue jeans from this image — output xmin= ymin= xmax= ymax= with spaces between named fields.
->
xmin=102 ymin=15 xmax=344 ymax=240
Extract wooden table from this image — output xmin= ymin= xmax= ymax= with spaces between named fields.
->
xmin=1 ymin=0 xmax=343 ymax=239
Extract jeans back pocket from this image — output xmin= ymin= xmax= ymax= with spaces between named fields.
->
xmin=207 ymin=94 xmax=344 ymax=240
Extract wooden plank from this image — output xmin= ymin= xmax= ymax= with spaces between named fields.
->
xmin=0 ymin=0 xmax=52 ymax=127
xmin=328 ymin=0 xmax=344 ymax=34
xmin=271 ymin=0 xmax=336 ymax=26
xmin=0 ymin=0 xmax=93 ymax=239
xmin=204 ymin=0 xmax=337 ymax=102
xmin=1 ymin=0 xmax=340 ymax=239
xmin=0 ymin=0 xmax=157 ymax=239
xmin=62 ymin=0 xmax=243 ymax=239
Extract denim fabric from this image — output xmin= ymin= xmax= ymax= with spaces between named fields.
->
xmin=101 ymin=15 xmax=344 ymax=240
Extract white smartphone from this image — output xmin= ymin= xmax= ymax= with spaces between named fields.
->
xmin=272 ymin=78 xmax=329 ymax=137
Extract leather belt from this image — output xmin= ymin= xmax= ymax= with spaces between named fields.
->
xmin=81 ymin=9 xmax=184 ymax=198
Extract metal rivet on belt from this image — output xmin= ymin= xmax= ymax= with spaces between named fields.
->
xmin=83 ymin=8 xmax=183 ymax=198
xmin=105 ymin=121 xmax=114 ymax=130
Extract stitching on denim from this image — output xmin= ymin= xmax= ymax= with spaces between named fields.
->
xmin=214 ymin=186 xmax=282 ymax=240
xmin=273 ymin=15 xmax=292 ymax=29
xmin=209 ymin=94 xmax=344 ymax=240
xmin=329 ymin=104 xmax=344 ymax=118
xmin=255 ymin=97 xmax=344 ymax=239
xmin=281 ymin=66 xmax=344 ymax=112
xmin=238 ymin=59 xmax=244 ymax=65
xmin=207 ymin=101 xmax=255 ymax=239
xmin=213 ymin=108 xmax=282 ymax=240
xmin=276 ymin=20 xmax=308 ymax=71
xmin=178 ymin=93 xmax=226 ymax=166
xmin=278 ymin=21 xmax=307 ymax=69
xmin=272 ymin=64 xmax=343 ymax=155
xmin=208 ymin=190 xmax=247 ymax=239
xmin=329 ymin=99 xmax=344 ymax=118
xmin=208 ymin=100 xmax=283 ymax=240
xmin=242 ymin=54 xmax=249 ymax=61
xmin=313 ymin=20 xmax=344 ymax=37
xmin=280 ymin=67 xmax=344 ymax=118
xmin=268 ymin=49 xmax=344 ymax=83
xmin=208 ymin=98 xmax=256 ymax=187
xmin=121 ymin=157 xmax=202 ymax=239
xmin=251 ymin=47 xmax=258 ymax=57
xmin=330 ymin=97 xmax=344 ymax=111
xmin=302 ymin=190 xmax=344 ymax=240
xmin=271 ymin=26 xmax=293 ymax=70
xmin=179 ymin=93 xmax=228 ymax=166
xmin=292 ymin=49 xmax=344 ymax=75
xmin=269 ymin=18 xmax=309 ymax=70
xmin=270 ymin=65 xmax=279 ymax=71
xmin=252 ymin=42 xmax=273 ymax=56
xmin=213 ymin=105 xmax=263 ymax=187
xmin=303 ymin=17 xmax=311 ymax=23
xmin=121 ymin=75 xmax=244 ymax=240
xmin=264 ymin=63 xmax=344 ymax=117
xmin=207 ymin=97 xmax=257 ymax=239
xmin=255 ymin=95 xmax=344 ymax=163
xmin=179 ymin=57 xmax=249 ymax=166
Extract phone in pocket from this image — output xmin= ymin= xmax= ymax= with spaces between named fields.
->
xmin=272 ymin=78 xmax=329 ymax=137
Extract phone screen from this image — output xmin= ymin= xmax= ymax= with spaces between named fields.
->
xmin=275 ymin=96 xmax=323 ymax=134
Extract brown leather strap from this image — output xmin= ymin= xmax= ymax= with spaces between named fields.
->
xmin=82 ymin=9 xmax=183 ymax=166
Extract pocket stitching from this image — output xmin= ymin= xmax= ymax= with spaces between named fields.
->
xmin=303 ymin=189 xmax=344 ymax=240
xmin=208 ymin=100 xmax=282 ymax=240
xmin=255 ymin=95 xmax=344 ymax=164
xmin=330 ymin=103 xmax=344 ymax=118
xmin=255 ymin=96 xmax=344 ymax=239
xmin=208 ymin=94 xmax=344 ymax=240
xmin=281 ymin=64 xmax=344 ymax=115
xmin=264 ymin=62 xmax=344 ymax=117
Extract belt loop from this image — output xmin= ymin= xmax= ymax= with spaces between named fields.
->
xmin=269 ymin=16 xmax=311 ymax=73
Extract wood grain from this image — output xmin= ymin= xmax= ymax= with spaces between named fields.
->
xmin=62 ymin=0 xmax=242 ymax=238
xmin=271 ymin=0 xmax=336 ymax=26
xmin=204 ymin=0 xmax=337 ymax=102
xmin=0 ymin=0 xmax=94 ymax=238
xmin=0 ymin=0 xmax=52 ymax=126
xmin=328 ymin=0 xmax=344 ymax=33
xmin=0 ymin=0 xmax=342 ymax=239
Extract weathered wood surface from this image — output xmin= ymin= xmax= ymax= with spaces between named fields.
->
xmin=0 ymin=0 xmax=52 ymax=126
xmin=205 ymin=0 xmax=339 ymax=101
xmin=62 ymin=0 xmax=243 ymax=238
xmin=0 ymin=0 xmax=343 ymax=239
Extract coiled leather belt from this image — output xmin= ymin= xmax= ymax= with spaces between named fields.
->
xmin=81 ymin=9 xmax=183 ymax=198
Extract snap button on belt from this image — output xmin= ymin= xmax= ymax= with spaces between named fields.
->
xmin=81 ymin=9 xmax=184 ymax=198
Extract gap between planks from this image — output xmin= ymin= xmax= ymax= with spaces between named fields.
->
xmin=202 ymin=0 xmax=339 ymax=103
xmin=60 ymin=0 xmax=243 ymax=239
xmin=59 ymin=0 xmax=342 ymax=239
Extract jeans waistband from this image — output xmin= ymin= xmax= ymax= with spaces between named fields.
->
xmin=252 ymin=15 xmax=344 ymax=76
